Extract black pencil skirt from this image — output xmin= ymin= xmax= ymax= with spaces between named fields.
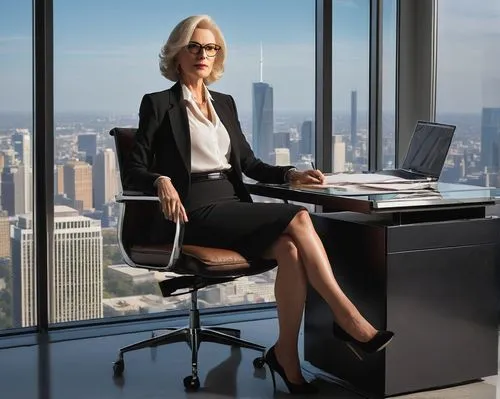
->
xmin=181 ymin=176 xmax=306 ymax=260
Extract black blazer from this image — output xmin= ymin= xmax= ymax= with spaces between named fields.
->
xmin=125 ymin=81 xmax=293 ymax=203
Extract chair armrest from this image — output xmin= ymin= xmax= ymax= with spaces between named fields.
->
xmin=116 ymin=191 xmax=159 ymax=202
xmin=115 ymin=191 xmax=184 ymax=269
xmin=169 ymin=220 xmax=184 ymax=269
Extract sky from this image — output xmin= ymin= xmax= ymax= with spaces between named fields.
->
xmin=0 ymin=0 xmax=498 ymax=115
xmin=436 ymin=0 xmax=500 ymax=112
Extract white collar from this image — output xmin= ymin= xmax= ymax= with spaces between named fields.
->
xmin=181 ymin=83 xmax=213 ymax=104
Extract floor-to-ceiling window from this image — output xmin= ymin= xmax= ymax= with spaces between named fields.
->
xmin=46 ymin=0 xmax=315 ymax=325
xmin=382 ymin=0 xmax=396 ymax=169
xmin=330 ymin=0 xmax=396 ymax=174
xmin=332 ymin=0 xmax=370 ymax=173
xmin=436 ymin=0 xmax=500 ymax=187
xmin=0 ymin=0 xmax=34 ymax=330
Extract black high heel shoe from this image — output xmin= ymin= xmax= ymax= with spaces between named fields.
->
xmin=264 ymin=345 xmax=319 ymax=395
xmin=332 ymin=323 xmax=394 ymax=360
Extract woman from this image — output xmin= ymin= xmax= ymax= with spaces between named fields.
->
xmin=126 ymin=14 xmax=394 ymax=395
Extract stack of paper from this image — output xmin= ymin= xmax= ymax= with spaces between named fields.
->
xmin=324 ymin=173 xmax=406 ymax=185
xmin=322 ymin=173 xmax=436 ymax=191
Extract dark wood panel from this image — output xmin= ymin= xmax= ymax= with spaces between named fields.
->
xmin=387 ymin=217 xmax=500 ymax=253
xmin=305 ymin=213 xmax=499 ymax=397
xmin=386 ymin=244 xmax=498 ymax=394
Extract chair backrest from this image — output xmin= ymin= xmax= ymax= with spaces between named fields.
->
xmin=110 ymin=127 xmax=161 ymax=251
xmin=110 ymin=127 xmax=137 ymax=187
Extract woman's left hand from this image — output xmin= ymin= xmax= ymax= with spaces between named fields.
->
xmin=288 ymin=169 xmax=325 ymax=185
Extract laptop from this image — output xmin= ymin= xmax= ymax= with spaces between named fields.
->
xmin=377 ymin=120 xmax=456 ymax=181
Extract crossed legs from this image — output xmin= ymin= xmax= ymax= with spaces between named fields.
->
xmin=264 ymin=210 xmax=377 ymax=384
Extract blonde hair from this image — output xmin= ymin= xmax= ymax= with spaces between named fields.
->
xmin=159 ymin=15 xmax=226 ymax=84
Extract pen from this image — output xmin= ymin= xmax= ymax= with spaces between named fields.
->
xmin=311 ymin=161 xmax=316 ymax=170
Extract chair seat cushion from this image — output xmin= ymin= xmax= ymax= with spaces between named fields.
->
xmin=182 ymin=245 xmax=249 ymax=266
xmin=130 ymin=244 xmax=252 ymax=273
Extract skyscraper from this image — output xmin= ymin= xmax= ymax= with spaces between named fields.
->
xmin=253 ymin=83 xmax=274 ymax=164
xmin=271 ymin=148 xmax=291 ymax=166
xmin=1 ymin=165 xmax=32 ymax=216
xmin=480 ymin=107 xmax=500 ymax=172
xmin=350 ymin=90 xmax=358 ymax=150
xmin=0 ymin=210 xmax=10 ymax=258
xmin=289 ymin=137 xmax=300 ymax=164
xmin=0 ymin=153 xmax=3 ymax=200
xmin=11 ymin=129 xmax=31 ymax=168
xmin=1 ymin=168 xmax=16 ymax=216
xmin=252 ymin=44 xmax=274 ymax=163
xmin=55 ymin=164 xmax=65 ymax=195
xmin=8 ymin=130 xmax=32 ymax=216
xmin=77 ymin=133 xmax=97 ymax=165
xmin=93 ymin=148 xmax=117 ymax=210
xmin=0 ymin=149 xmax=16 ymax=168
xmin=274 ymin=132 xmax=290 ymax=149
xmin=11 ymin=206 xmax=103 ymax=327
xmin=332 ymin=135 xmax=346 ymax=173
xmin=64 ymin=161 xmax=93 ymax=211
xmin=300 ymin=120 xmax=314 ymax=156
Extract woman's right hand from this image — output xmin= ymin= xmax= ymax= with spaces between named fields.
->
xmin=156 ymin=177 xmax=188 ymax=223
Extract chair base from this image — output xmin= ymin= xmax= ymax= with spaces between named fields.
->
xmin=112 ymin=290 xmax=266 ymax=391
xmin=113 ymin=326 xmax=266 ymax=389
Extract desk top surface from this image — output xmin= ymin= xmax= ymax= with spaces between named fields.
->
xmin=246 ymin=182 xmax=498 ymax=214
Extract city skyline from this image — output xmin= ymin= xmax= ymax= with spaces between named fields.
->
xmin=0 ymin=101 xmax=499 ymax=329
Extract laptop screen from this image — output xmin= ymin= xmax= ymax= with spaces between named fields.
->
xmin=401 ymin=121 xmax=456 ymax=178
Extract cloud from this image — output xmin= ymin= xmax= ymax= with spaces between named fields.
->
xmin=62 ymin=49 xmax=131 ymax=57
xmin=436 ymin=0 xmax=500 ymax=112
xmin=59 ymin=42 xmax=160 ymax=58
xmin=439 ymin=0 xmax=500 ymax=20
xmin=0 ymin=36 xmax=30 ymax=42
xmin=438 ymin=0 xmax=500 ymax=39
xmin=1 ymin=1 xmax=497 ymax=114
xmin=0 ymin=35 xmax=31 ymax=55
xmin=334 ymin=0 xmax=361 ymax=10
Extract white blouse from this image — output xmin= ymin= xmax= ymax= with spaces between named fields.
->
xmin=154 ymin=84 xmax=233 ymax=186
xmin=182 ymin=84 xmax=232 ymax=173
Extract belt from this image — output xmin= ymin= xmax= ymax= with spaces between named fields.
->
xmin=190 ymin=169 xmax=231 ymax=182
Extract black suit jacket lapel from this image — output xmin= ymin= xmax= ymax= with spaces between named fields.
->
xmin=167 ymin=82 xmax=191 ymax=173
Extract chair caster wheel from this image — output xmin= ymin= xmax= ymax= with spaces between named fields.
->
xmin=183 ymin=375 xmax=200 ymax=391
xmin=113 ymin=359 xmax=124 ymax=376
xmin=253 ymin=356 xmax=265 ymax=369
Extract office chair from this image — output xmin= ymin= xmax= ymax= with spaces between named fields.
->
xmin=110 ymin=127 xmax=276 ymax=391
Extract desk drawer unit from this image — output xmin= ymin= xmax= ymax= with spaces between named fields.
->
xmin=305 ymin=213 xmax=499 ymax=397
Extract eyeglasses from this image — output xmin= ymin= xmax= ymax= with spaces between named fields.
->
xmin=185 ymin=41 xmax=221 ymax=57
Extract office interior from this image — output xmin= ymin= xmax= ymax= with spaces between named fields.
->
xmin=0 ymin=0 xmax=499 ymax=398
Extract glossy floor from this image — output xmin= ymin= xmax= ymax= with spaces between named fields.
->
xmin=0 ymin=317 xmax=497 ymax=399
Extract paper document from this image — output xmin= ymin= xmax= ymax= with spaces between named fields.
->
xmin=325 ymin=173 xmax=414 ymax=185
xmin=312 ymin=173 xmax=436 ymax=192
xmin=360 ymin=181 xmax=436 ymax=191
